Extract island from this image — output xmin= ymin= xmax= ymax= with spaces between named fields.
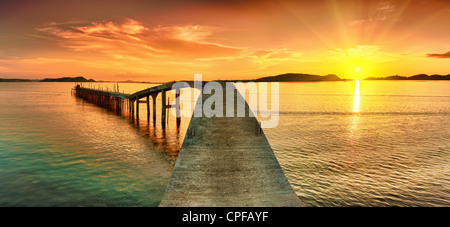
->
xmin=40 ymin=76 xmax=96 ymax=82
xmin=216 ymin=73 xmax=344 ymax=83
xmin=0 ymin=78 xmax=34 ymax=82
xmin=366 ymin=74 xmax=450 ymax=80
xmin=254 ymin=73 xmax=342 ymax=82
xmin=0 ymin=76 xmax=95 ymax=82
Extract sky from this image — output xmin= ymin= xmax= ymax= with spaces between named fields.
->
xmin=0 ymin=0 xmax=449 ymax=81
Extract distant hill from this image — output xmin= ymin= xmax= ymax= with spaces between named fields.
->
xmin=254 ymin=73 xmax=342 ymax=82
xmin=366 ymin=74 xmax=450 ymax=80
xmin=0 ymin=76 xmax=96 ymax=82
xmin=40 ymin=76 xmax=95 ymax=82
xmin=0 ymin=78 xmax=33 ymax=82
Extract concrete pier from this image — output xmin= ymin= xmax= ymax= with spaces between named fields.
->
xmin=159 ymin=82 xmax=303 ymax=207
xmin=74 ymin=82 xmax=303 ymax=207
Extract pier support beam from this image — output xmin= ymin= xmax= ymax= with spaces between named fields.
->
xmin=175 ymin=89 xmax=181 ymax=128
xmin=116 ymin=98 xmax=121 ymax=115
xmin=146 ymin=95 xmax=150 ymax=122
xmin=151 ymin=93 xmax=157 ymax=124
xmin=131 ymin=100 xmax=135 ymax=119
xmin=136 ymin=97 xmax=140 ymax=121
xmin=128 ymin=100 xmax=131 ymax=116
xmin=161 ymin=90 xmax=166 ymax=127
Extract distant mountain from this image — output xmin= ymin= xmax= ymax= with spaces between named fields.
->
xmin=40 ymin=76 xmax=96 ymax=82
xmin=0 ymin=78 xmax=33 ymax=82
xmin=254 ymin=73 xmax=342 ymax=82
xmin=366 ymin=74 xmax=450 ymax=80
xmin=0 ymin=76 xmax=96 ymax=82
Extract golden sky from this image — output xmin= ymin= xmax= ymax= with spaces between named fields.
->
xmin=0 ymin=0 xmax=449 ymax=81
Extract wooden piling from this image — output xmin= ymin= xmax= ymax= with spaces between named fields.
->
xmin=128 ymin=99 xmax=131 ymax=116
xmin=167 ymin=97 xmax=170 ymax=125
xmin=152 ymin=93 xmax=157 ymax=124
xmin=131 ymin=100 xmax=135 ymax=119
xmin=136 ymin=97 xmax=140 ymax=120
xmin=161 ymin=90 xmax=166 ymax=127
xmin=175 ymin=89 xmax=181 ymax=127
xmin=146 ymin=95 xmax=150 ymax=122
xmin=116 ymin=97 xmax=121 ymax=115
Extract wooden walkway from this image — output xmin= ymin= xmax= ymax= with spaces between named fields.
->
xmin=74 ymin=82 xmax=303 ymax=207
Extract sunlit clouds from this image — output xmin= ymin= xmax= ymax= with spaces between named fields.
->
xmin=427 ymin=51 xmax=450 ymax=59
xmin=3 ymin=17 xmax=307 ymax=80
xmin=0 ymin=0 xmax=449 ymax=81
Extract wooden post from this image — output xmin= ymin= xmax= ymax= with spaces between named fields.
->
xmin=161 ymin=90 xmax=166 ymax=127
xmin=167 ymin=97 xmax=170 ymax=125
xmin=136 ymin=97 xmax=140 ymax=121
xmin=128 ymin=100 xmax=131 ymax=116
xmin=116 ymin=97 xmax=121 ymax=115
xmin=176 ymin=89 xmax=181 ymax=127
xmin=146 ymin=95 xmax=150 ymax=122
xmin=131 ymin=100 xmax=135 ymax=119
xmin=152 ymin=93 xmax=157 ymax=124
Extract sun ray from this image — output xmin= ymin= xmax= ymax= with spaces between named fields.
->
xmin=281 ymin=1 xmax=336 ymax=50
xmin=394 ymin=10 xmax=446 ymax=45
xmin=375 ymin=0 xmax=412 ymax=44
xmin=328 ymin=0 xmax=351 ymax=48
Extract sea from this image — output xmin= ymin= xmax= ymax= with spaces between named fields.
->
xmin=0 ymin=80 xmax=449 ymax=206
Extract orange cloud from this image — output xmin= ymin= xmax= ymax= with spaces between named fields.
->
xmin=36 ymin=19 xmax=242 ymax=60
xmin=77 ymin=19 xmax=146 ymax=35
xmin=2 ymin=0 xmax=450 ymax=81
xmin=427 ymin=51 xmax=450 ymax=59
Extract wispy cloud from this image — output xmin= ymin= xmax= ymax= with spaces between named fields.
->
xmin=77 ymin=19 xmax=147 ymax=35
xmin=427 ymin=51 xmax=450 ymax=58
xmin=250 ymin=48 xmax=304 ymax=64
xmin=35 ymin=18 xmax=242 ymax=60
xmin=36 ymin=19 xmax=160 ymax=59
xmin=27 ymin=18 xmax=317 ymax=78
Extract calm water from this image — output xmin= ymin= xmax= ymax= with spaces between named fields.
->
xmin=0 ymin=81 xmax=449 ymax=206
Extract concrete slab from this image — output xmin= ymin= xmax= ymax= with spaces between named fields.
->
xmin=159 ymin=82 xmax=303 ymax=207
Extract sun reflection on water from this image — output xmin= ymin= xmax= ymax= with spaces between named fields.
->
xmin=349 ymin=79 xmax=361 ymax=163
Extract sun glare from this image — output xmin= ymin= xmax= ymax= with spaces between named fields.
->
xmin=355 ymin=67 xmax=360 ymax=72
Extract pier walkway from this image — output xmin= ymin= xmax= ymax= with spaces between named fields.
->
xmin=74 ymin=81 xmax=303 ymax=207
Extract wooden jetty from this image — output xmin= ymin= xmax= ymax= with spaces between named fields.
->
xmin=73 ymin=82 xmax=195 ymax=127
xmin=73 ymin=82 xmax=304 ymax=207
